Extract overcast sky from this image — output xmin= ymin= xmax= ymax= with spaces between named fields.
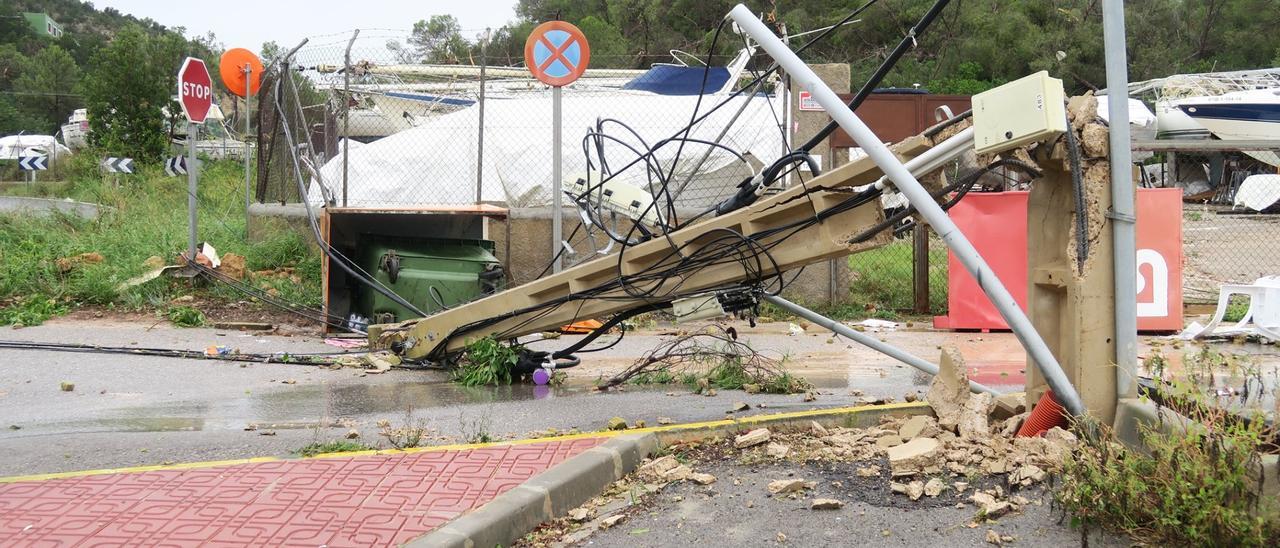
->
xmin=93 ymin=0 xmax=521 ymax=52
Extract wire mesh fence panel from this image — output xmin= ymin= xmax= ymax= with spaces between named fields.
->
xmin=257 ymin=31 xmax=785 ymax=225
xmin=1143 ymin=148 xmax=1280 ymax=303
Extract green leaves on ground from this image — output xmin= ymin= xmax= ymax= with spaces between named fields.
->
xmin=453 ymin=336 xmax=520 ymax=386
xmin=0 ymin=295 xmax=67 ymax=327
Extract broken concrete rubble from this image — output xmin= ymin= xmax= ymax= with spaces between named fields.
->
xmin=898 ymin=415 xmax=939 ymax=440
xmin=810 ymin=498 xmax=844 ymax=510
xmin=735 ymin=428 xmax=771 ymax=448
xmin=765 ymin=443 xmax=790 ymax=459
xmin=885 ymin=437 xmax=940 ymax=476
xmin=927 ymin=345 xmax=971 ymax=432
xmin=767 ymin=479 xmax=814 ymax=494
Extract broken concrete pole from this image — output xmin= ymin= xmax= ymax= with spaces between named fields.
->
xmin=959 ymin=392 xmax=994 ymax=438
xmin=1066 ymin=92 xmax=1098 ymax=130
xmin=927 ymin=346 xmax=970 ymax=432
xmin=811 ymin=498 xmax=844 ymax=510
xmin=886 ymin=437 xmax=940 ymax=476
xmin=735 ymin=428 xmax=771 ymax=448
xmin=1081 ymin=123 xmax=1110 ymax=158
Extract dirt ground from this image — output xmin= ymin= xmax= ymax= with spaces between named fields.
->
xmin=1181 ymin=206 xmax=1280 ymax=302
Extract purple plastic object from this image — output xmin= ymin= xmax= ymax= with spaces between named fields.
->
xmin=533 ymin=368 xmax=551 ymax=385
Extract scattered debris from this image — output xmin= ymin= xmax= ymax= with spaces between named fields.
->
xmin=55 ymin=252 xmax=104 ymax=274
xmin=657 ymin=417 xmax=674 ymax=425
xmin=927 ymin=345 xmax=971 ymax=432
xmin=735 ymin=428 xmax=771 ymax=448
xmin=59 ymin=382 xmax=74 ymax=392
xmin=345 ymin=429 xmax=360 ymax=440
xmin=607 ymin=417 xmax=628 ymax=430
xmin=212 ymin=321 xmax=273 ymax=331
xmin=767 ymin=478 xmax=814 ymax=494
xmin=567 ymin=508 xmax=590 ymax=522
xmin=600 ymin=515 xmax=625 ymax=529
xmin=886 ymin=437 xmax=940 ymax=476
xmin=219 ymin=253 xmax=247 ymax=280
xmin=810 ymin=498 xmax=844 ymax=510
xmin=281 ymin=379 xmax=297 ymax=385
xmin=765 ymin=442 xmax=790 ymax=459
xmin=688 ymin=472 xmax=717 ymax=485
xmin=924 ymin=477 xmax=947 ymax=497
xmin=730 ymin=401 xmax=750 ymax=413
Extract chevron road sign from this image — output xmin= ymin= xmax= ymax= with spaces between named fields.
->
xmin=164 ymin=156 xmax=188 ymax=177
xmin=102 ymin=157 xmax=135 ymax=174
xmin=18 ymin=155 xmax=47 ymax=171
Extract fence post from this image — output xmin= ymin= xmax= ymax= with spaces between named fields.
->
xmin=342 ymin=29 xmax=359 ymax=208
xmin=476 ymin=28 xmax=489 ymax=205
xmin=913 ymin=223 xmax=930 ymax=314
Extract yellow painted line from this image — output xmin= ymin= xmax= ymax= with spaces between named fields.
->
xmin=0 ymin=401 xmax=929 ymax=484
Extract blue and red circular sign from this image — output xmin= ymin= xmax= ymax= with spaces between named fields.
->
xmin=524 ymin=21 xmax=591 ymax=87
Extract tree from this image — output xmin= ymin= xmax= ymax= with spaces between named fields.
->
xmin=13 ymin=45 xmax=81 ymax=133
xmin=407 ymin=15 xmax=471 ymax=63
xmin=0 ymin=95 xmax=41 ymax=135
xmin=80 ymin=25 xmax=187 ymax=160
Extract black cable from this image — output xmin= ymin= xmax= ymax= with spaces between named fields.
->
xmin=1063 ymin=112 xmax=1089 ymax=272
xmin=792 ymin=0 xmax=954 ymax=154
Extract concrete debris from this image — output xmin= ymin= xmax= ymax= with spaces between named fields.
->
xmin=345 ymin=429 xmax=359 ymax=439
xmin=788 ymin=322 xmax=805 ymax=336
xmin=634 ymin=419 xmax=646 ymax=429
xmin=986 ymin=529 xmax=1003 ymax=545
xmin=906 ymin=480 xmax=925 ymax=501
xmin=1066 ymin=92 xmax=1098 ymax=130
xmin=607 ymin=417 xmax=629 ymax=430
xmin=924 ymin=477 xmax=946 ymax=497
xmin=810 ymin=498 xmax=844 ymax=510
xmin=767 ymin=479 xmax=814 ymax=495
xmin=1008 ymin=465 xmax=1046 ymax=486
xmin=281 ymin=379 xmax=297 ymax=385
xmin=991 ymin=392 xmax=1026 ymax=421
xmin=971 ymin=492 xmax=1013 ymax=519
xmin=637 ymin=456 xmax=680 ymax=479
xmin=1000 ymin=412 xmax=1029 ymax=437
xmin=959 ymin=392 xmax=994 ymax=439
xmin=1081 ymin=122 xmax=1110 ymax=158
xmin=735 ymin=428 xmax=771 ymax=449
xmin=855 ymin=465 xmax=880 ymax=477
xmin=363 ymin=351 xmax=400 ymax=373
xmin=688 ymin=472 xmax=717 ymax=485
xmin=59 ymin=382 xmax=74 ymax=392
xmin=810 ymin=421 xmax=828 ymax=436
xmin=886 ymin=437 xmax=940 ymax=476
xmin=657 ymin=417 xmax=674 ymax=425
xmin=875 ymin=434 xmax=903 ymax=449
xmin=954 ymin=481 xmax=969 ymax=493
xmin=730 ymin=401 xmax=750 ymax=413
xmin=567 ymin=508 xmax=590 ymax=522
xmin=705 ymin=388 xmax=718 ymax=397
xmin=803 ymin=391 xmax=817 ymax=402
xmin=600 ymin=515 xmax=625 ymax=529
xmin=765 ymin=443 xmax=790 ymax=459
xmin=927 ymin=345 xmax=971 ymax=432
xmin=985 ymin=458 xmax=1009 ymax=474
xmin=776 ymin=532 xmax=787 ymax=543
xmin=664 ymin=465 xmax=692 ymax=482
xmin=898 ymin=415 xmax=939 ymax=440
xmin=743 ymin=383 xmax=760 ymax=394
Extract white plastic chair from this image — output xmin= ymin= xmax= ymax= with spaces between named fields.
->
xmin=1195 ymin=275 xmax=1280 ymax=342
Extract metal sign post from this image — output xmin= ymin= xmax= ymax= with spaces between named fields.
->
xmin=243 ymin=64 xmax=252 ymax=227
xmin=218 ymin=48 xmax=264 ymax=235
xmin=525 ymin=21 xmax=591 ymax=274
xmin=178 ymin=56 xmax=213 ymax=262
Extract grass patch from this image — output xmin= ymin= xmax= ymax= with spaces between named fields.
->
xmin=847 ymin=239 xmax=947 ymax=317
xmin=0 ymin=294 xmax=68 ymax=327
xmin=1224 ymin=295 xmax=1252 ymax=323
xmin=295 ymin=440 xmax=375 ymax=457
xmin=165 ymin=305 xmax=205 ymax=327
xmin=1059 ymin=349 xmax=1280 ymax=546
xmin=453 ymin=336 xmax=520 ymax=386
xmin=0 ymin=152 xmax=320 ymax=314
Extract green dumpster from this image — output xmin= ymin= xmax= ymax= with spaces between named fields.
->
xmin=354 ymin=235 xmax=504 ymax=323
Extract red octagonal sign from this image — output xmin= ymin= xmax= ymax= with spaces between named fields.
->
xmin=178 ymin=57 xmax=213 ymax=124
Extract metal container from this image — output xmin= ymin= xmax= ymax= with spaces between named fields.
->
xmin=355 ymin=235 xmax=503 ymax=322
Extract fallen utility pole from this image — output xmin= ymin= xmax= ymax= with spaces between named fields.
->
xmin=371 ymin=136 xmax=935 ymax=358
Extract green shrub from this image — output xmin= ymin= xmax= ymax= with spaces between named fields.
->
xmin=165 ymin=305 xmax=205 ymax=327
xmin=0 ymin=295 xmax=67 ymax=327
xmin=453 ymin=336 xmax=520 ymax=386
xmin=295 ymin=440 xmax=374 ymax=457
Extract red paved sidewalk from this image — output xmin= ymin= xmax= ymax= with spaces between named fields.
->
xmin=0 ymin=437 xmax=606 ymax=547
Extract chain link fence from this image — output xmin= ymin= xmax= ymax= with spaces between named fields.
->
xmin=256 ymin=31 xmax=785 ymax=217
xmin=1142 ymin=147 xmax=1280 ymax=303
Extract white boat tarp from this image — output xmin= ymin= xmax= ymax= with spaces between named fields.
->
xmin=0 ymin=135 xmax=72 ymax=160
xmin=309 ymin=92 xmax=787 ymax=207
xmin=1235 ymin=174 xmax=1280 ymax=212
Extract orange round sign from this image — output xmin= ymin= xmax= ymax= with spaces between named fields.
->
xmin=524 ymin=21 xmax=591 ymax=87
xmin=219 ymin=48 xmax=264 ymax=98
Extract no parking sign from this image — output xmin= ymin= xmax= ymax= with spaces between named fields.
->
xmin=524 ymin=21 xmax=591 ymax=87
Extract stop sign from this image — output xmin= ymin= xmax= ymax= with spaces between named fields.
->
xmin=178 ymin=57 xmax=213 ymax=124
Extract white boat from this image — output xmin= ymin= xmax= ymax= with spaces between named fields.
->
xmin=60 ymin=109 xmax=89 ymax=150
xmin=1128 ymin=69 xmax=1280 ymax=140
xmin=1177 ymin=89 xmax=1280 ymax=141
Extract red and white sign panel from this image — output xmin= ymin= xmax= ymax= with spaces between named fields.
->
xmin=178 ymin=57 xmax=214 ymax=124
xmin=798 ymin=91 xmax=822 ymax=111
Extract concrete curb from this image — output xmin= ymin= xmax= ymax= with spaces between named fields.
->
xmin=406 ymin=402 xmax=929 ymax=547
xmin=406 ymin=433 xmax=659 ymax=548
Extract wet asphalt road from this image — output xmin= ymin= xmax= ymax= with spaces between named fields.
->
xmin=1 ymin=318 xmax=1027 ymax=476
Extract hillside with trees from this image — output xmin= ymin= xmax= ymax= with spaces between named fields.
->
xmin=1 ymin=0 xmax=219 ymax=158
xmin=407 ymin=0 xmax=1280 ymax=95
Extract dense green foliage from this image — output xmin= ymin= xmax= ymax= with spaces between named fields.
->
xmin=453 ymin=336 xmax=521 ymax=386
xmin=404 ymin=0 xmax=1280 ymax=94
xmin=0 ymin=1 xmax=221 ymax=147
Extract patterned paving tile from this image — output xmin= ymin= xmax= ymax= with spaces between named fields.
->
xmin=0 ymin=437 xmax=605 ymax=547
